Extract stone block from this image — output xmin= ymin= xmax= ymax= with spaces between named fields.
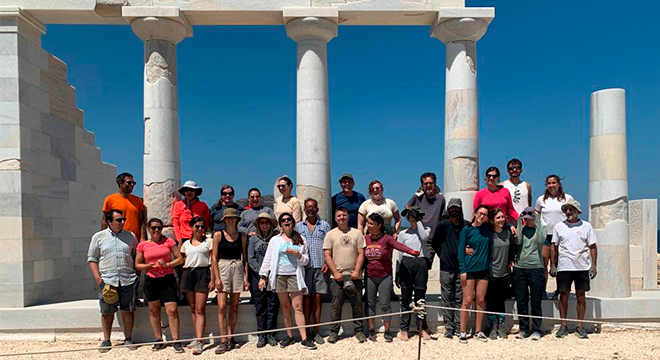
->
xmin=37 ymin=154 xmax=61 ymax=178
xmin=0 ymin=55 xmax=18 ymax=77
xmin=75 ymin=127 xmax=95 ymax=145
xmin=631 ymin=277 xmax=643 ymax=291
xmin=18 ymin=103 xmax=41 ymax=131
xmin=0 ymin=238 xmax=22 ymax=262
xmin=0 ymin=78 xmax=19 ymax=102
xmin=60 ymin=159 xmax=77 ymax=181
xmin=630 ymin=245 xmax=642 ymax=261
xmin=52 ymin=221 xmax=70 ymax=239
xmin=19 ymin=56 xmax=40 ymax=87
xmin=39 ymin=69 xmax=75 ymax=103
xmin=0 ymin=148 xmax=21 ymax=172
xmin=72 ymin=237 xmax=92 ymax=253
xmin=0 ymin=171 xmax=22 ymax=194
xmin=0 ymin=217 xmax=22 ymax=240
xmin=19 ymin=38 xmax=48 ymax=70
xmin=0 ymin=284 xmax=24 ymax=308
xmin=0 ymin=193 xmax=22 ymax=216
xmin=0 ymin=34 xmax=18 ymax=55
xmin=630 ymin=259 xmax=642 ymax=278
xmin=75 ymin=142 xmax=101 ymax=161
xmin=51 ymin=177 xmax=70 ymax=199
xmin=0 ymin=101 xmax=19 ymax=124
xmin=0 ymin=261 xmax=24 ymax=285
xmin=32 ymin=217 xmax=53 ymax=240
xmin=30 ymin=128 xmax=51 ymax=155
xmin=53 ymin=258 xmax=71 ymax=279
xmin=24 ymin=239 xmax=45 ymax=261
xmin=33 ymin=259 xmax=55 ymax=283
xmin=61 ymin=238 xmax=71 ymax=258
xmin=50 ymin=132 xmax=75 ymax=160
xmin=18 ymin=79 xmax=49 ymax=111
xmin=41 ymin=112 xmax=74 ymax=141
xmin=47 ymin=55 xmax=68 ymax=81
xmin=30 ymin=173 xmax=51 ymax=196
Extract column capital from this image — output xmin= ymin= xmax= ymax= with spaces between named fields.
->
xmin=0 ymin=7 xmax=46 ymax=44
xmin=284 ymin=9 xmax=338 ymax=43
xmin=431 ymin=7 xmax=494 ymax=44
xmin=123 ymin=6 xmax=192 ymax=44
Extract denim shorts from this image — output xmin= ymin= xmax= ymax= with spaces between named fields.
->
xmin=544 ymin=234 xmax=553 ymax=246
xmin=99 ymin=280 xmax=138 ymax=315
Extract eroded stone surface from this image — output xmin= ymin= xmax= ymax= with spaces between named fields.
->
xmin=445 ymin=89 xmax=477 ymax=139
xmin=0 ymin=158 xmax=22 ymax=171
xmin=145 ymin=49 xmax=174 ymax=85
xmin=591 ymin=197 xmax=628 ymax=230
xmin=451 ymin=156 xmax=478 ymax=191
xmin=144 ymin=179 xmax=179 ymax=226
xmin=297 ymin=184 xmax=329 ymax=221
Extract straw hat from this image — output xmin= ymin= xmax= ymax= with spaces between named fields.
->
xmin=253 ymin=212 xmax=277 ymax=228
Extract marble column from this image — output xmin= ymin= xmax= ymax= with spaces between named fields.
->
xmin=589 ymin=88 xmax=631 ymax=298
xmin=129 ymin=16 xmax=191 ymax=230
xmin=432 ymin=10 xmax=493 ymax=219
xmin=285 ymin=17 xmax=337 ymax=221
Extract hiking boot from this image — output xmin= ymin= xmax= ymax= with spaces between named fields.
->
xmin=192 ymin=341 xmax=203 ymax=355
xmin=555 ymin=325 xmax=569 ymax=338
xmin=214 ymin=342 xmax=228 ymax=354
xmin=575 ymin=327 xmax=589 ymax=339
xmin=531 ymin=332 xmax=542 ymax=341
xmin=256 ymin=335 xmax=267 ymax=348
xmin=151 ymin=339 xmax=166 ymax=351
xmin=172 ymin=342 xmax=185 ymax=353
xmin=475 ymin=331 xmax=489 ymax=342
xmin=459 ymin=333 xmax=468 ymax=344
xmin=99 ymin=340 xmax=112 ymax=353
xmin=123 ymin=338 xmax=138 ymax=350
xmin=313 ymin=333 xmax=325 ymax=344
xmin=279 ymin=336 xmax=294 ymax=348
xmin=488 ymin=327 xmax=498 ymax=340
xmin=444 ymin=329 xmax=454 ymax=339
xmin=355 ymin=332 xmax=367 ymax=343
xmin=497 ymin=324 xmax=508 ymax=339
xmin=267 ymin=334 xmax=278 ymax=346
xmin=327 ymin=332 xmax=339 ymax=344
xmin=300 ymin=338 xmax=317 ymax=350
xmin=384 ymin=331 xmax=394 ymax=343
xmin=368 ymin=329 xmax=377 ymax=342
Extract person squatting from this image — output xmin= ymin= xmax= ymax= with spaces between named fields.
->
xmin=90 ymin=161 xmax=598 ymax=353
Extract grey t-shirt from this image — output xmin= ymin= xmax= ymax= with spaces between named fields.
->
xmin=489 ymin=228 xmax=513 ymax=278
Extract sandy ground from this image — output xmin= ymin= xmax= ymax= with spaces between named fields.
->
xmin=2 ymin=326 xmax=660 ymax=360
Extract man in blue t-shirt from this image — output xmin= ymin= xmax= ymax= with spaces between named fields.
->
xmin=331 ymin=173 xmax=366 ymax=229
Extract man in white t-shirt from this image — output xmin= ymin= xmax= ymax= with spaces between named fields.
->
xmin=500 ymin=158 xmax=532 ymax=216
xmin=549 ymin=198 xmax=598 ymax=339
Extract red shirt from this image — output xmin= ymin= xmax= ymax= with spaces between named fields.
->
xmin=137 ymin=238 xmax=176 ymax=278
xmin=473 ymin=186 xmax=519 ymax=224
xmin=365 ymin=234 xmax=416 ymax=278
xmin=171 ymin=199 xmax=210 ymax=242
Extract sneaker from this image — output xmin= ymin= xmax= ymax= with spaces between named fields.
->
xmin=173 ymin=342 xmax=185 ymax=353
xmin=384 ymin=331 xmax=394 ymax=343
xmin=327 ymin=332 xmax=338 ymax=344
xmin=575 ymin=327 xmax=589 ymax=339
xmin=99 ymin=340 xmax=112 ymax=353
xmin=280 ymin=336 xmax=294 ymax=348
xmin=313 ymin=333 xmax=325 ymax=344
xmin=300 ymin=338 xmax=317 ymax=350
xmin=368 ymin=329 xmax=377 ymax=342
xmin=531 ymin=332 xmax=542 ymax=341
xmin=151 ymin=339 xmax=166 ymax=351
xmin=488 ymin=327 xmax=498 ymax=340
xmin=187 ymin=340 xmax=197 ymax=349
xmin=355 ymin=332 xmax=367 ymax=343
xmin=267 ymin=334 xmax=278 ymax=346
xmin=459 ymin=333 xmax=468 ymax=344
xmin=516 ymin=331 xmax=529 ymax=339
xmin=475 ymin=331 xmax=489 ymax=342
xmin=256 ymin=335 xmax=267 ymax=348
xmin=192 ymin=341 xmax=203 ymax=355
xmin=123 ymin=338 xmax=138 ymax=350
xmin=228 ymin=338 xmax=241 ymax=350
xmin=497 ymin=324 xmax=508 ymax=339
xmin=555 ymin=325 xmax=569 ymax=338
xmin=214 ymin=342 xmax=228 ymax=354
xmin=444 ymin=329 xmax=454 ymax=339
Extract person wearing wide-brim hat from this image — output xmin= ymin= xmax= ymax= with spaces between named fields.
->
xmin=172 ymin=181 xmax=210 ymax=244
xmin=246 ymin=212 xmax=281 ymax=347
xmin=211 ymin=207 xmax=249 ymax=353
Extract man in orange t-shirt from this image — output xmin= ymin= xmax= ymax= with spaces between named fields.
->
xmin=102 ymin=172 xmax=147 ymax=241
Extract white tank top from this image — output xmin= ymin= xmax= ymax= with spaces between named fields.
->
xmin=502 ymin=180 xmax=529 ymax=216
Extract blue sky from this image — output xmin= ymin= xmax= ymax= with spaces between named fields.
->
xmin=41 ymin=1 xmax=659 ymax=216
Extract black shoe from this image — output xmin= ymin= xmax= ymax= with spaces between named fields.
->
xmin=368 ymin=329 xmax=377 ymax=342
xmin=327 ymin=332 xmax=338 ymax=344
xmin=99 ymin=340 xmax=112 ymax=353
xmin=173 ymin=342 xmax=185 ymax=353
xmin=280 ymin=336 xmax=294 ymax=348
xmin=123 ymin=338 xmax=138 ymax=350
xmin=151 ymin=339 xmax=166 ymax=351
xmin=384 ymin=331 xmax=394 ymax=343
xmin=300 ymin=338 xmax=317 ymax=350
xmin=444 ymin=329 xmax=454 ymax=339
xmin=267 ymin=334 xmax=278 ymax=346
xmin=256 ymin=335 xmax=267 ymax=348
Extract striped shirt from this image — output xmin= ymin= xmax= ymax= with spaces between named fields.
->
xmin=295 ymin=218 xmax=330 ymax=268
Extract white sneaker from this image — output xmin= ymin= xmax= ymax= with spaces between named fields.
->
xmin=531 ymin=332 xmax=541 ymax=341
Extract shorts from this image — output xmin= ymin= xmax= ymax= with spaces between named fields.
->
xmin=180 ymin=267 xmax=211 ymax=293
xmin=99 ymin=280 xmax=138 ymax=315
xmin=466 ymin=270 xmax=489 ymax=280
xmin=218 ymin=258 xmax=244 ymax=293
xmin=304 ymin=267 xmax=329 ymax=295
xmin=544 ymin=234 xmax=552 ymax=246
xmin=143 ymin=274 xmax=178 ymax=303
xmin=556 ymin=271 xmax=590 ymax=292
xmin=276 ymin=275 xmax=300 ymax=293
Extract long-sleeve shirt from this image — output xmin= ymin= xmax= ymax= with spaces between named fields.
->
xmin=87 ymin=228 xmax=138 ymax=287
xmin=365 ymin=233 xmax=417 ymax=278
xmin=238 ymin=206 xmax=276 ymax=235
xmin=473 ymin=187 xmax=519 ymax=224
xmin=274 ymin=196 xmax=302 ymax=223
xmin=458 ymin=224 xmax=492 ymax=274
xmin=259 ymin=235 xmax=310 ymax=294
xmin=247 ymin=233 xmax=270 ymax=274
xmin=515 ymin=215 xmax=546 ymax=269
xmin=397 ymin=222 xmax=431 ymax=259
xmin=435 ymin=218 xmax=470 ymax=273
xmin=171 ymin=199 xmax=210 ymax=242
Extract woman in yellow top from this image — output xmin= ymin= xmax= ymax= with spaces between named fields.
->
xmin=274 ymin=176 xmax=302 ymax=222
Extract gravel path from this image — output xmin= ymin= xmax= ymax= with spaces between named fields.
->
xmin=2 ymin=327 xmax=660 ymax=360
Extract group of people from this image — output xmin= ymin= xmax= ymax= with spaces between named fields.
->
xmin=88 ymin=159 xmax=598 ymax=354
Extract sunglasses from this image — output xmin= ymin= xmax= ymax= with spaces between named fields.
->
xmin=114 ymin=217 xmax=126 ymax=223
xmin=521 ymin=211 xmax=534 ymax=217
xmin=486 ymin=174 xmax=498 ymax=179
xmin=508 ymin=166 xmax=522 ymax=171
xmin=423 ymin=182 xmax=435 ymax=186
xmin=222 ymin=192 xmax=234 ymax=196
xmin=276 ymin=185 xmax=287 ymax=189
xmin=194 ymin=225 xmax=205 ymax=229
xmin=183 ymin=189 xmax=196 ymax=193
xmin=476 ymin=212 xmax=488 ymax=217
xmin=280 ymin=218 xmax=293 ymax=223
xmin=123 ymin=181 xmax=136 ymax=186
xmin=150 ymin=226 xmax=163 ymax=231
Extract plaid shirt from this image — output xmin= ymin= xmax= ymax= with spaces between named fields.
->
xmin=295 ymin=218 xmax=330 ymax=268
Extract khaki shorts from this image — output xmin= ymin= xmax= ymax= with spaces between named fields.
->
xmin=276 ymin=275 xmax=300 ymax=293
xmin=218 ymin=259 xmax=244 ymax=293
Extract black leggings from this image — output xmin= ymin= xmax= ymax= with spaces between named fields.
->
xmin=486 ymin=275 xmax=509 ymax=324
xmin=399 ymin=256 xmax=428 ymax=331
